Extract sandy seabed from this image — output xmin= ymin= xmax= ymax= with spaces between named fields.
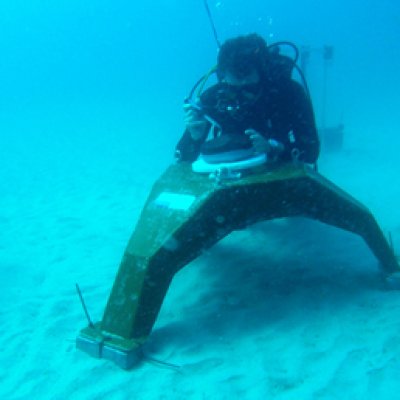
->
xmin=1 ymin=124 xmax=400 ymax=400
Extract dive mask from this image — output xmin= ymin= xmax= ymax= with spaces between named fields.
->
xmin=215 ymin=82 xmax=261 ymax=117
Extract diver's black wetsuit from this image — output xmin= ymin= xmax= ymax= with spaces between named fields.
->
xmin=176 ymin=78 xmax=320 ymax=164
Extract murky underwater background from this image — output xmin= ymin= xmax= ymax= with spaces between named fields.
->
xmin=1 ymin=1 xmax=400 ymax=399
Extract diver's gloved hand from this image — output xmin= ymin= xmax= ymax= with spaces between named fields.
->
xmin=183 ymin=102 xmax=208 ymax=140
xmin=245 ymin=129 xmax=284 ymax=160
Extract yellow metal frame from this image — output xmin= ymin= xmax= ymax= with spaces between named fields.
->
xmin=77 ymin=162 xmax=399 ymax=369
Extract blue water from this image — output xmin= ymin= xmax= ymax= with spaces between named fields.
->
xmin=2 ymin=0 xmax=399 ymax=212
xmin=1 ymin=1 xmax=400 ymax=399
xmin=1 ymin=0 xmax=399 ymax=137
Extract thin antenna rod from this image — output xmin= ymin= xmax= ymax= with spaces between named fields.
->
xmin=203 ymin=0 xmax=221 ymax=49
xmin=76 ymin=283 xmax=94 ymax=328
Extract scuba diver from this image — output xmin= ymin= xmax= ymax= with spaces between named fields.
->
xmin=76 ymin=33 xmax=400 ymax=371
xmin=176 ymin=34 xmax=320 ymax=165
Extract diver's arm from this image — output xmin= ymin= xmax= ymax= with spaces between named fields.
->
xmin=288 ymin=82 xmax=320 ymax=163
xmin=176 ymin=104 xmax=210 ymax=162
xmin=175 ymin=128 xmax=208 ymax=162
xmin=245 ymin=129 xmax=284 ymax=161
xmin=183 ymin=103 xmax=209 ymax=140
xmin=176 ymin=90 xmax=219 ymax=162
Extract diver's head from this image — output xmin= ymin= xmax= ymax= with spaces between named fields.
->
xmin=216 ymin=34 xmax=267 ymax=108
xmin=217 ymin=33 xmax=268 ymax=84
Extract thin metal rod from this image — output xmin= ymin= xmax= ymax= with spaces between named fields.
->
xmin=76 ymin=283 xmax=94 ymax=328
xmin=203 ymin=0 xmax=221 ymax=49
